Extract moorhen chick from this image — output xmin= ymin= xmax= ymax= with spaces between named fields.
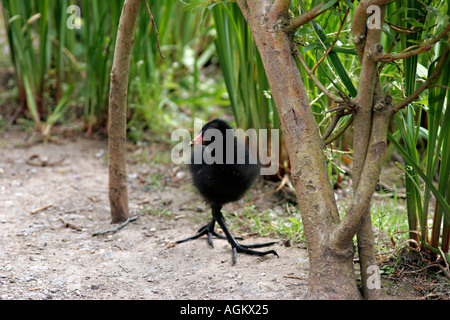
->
xmin=177 ymin=119 xmax=278 ymax=265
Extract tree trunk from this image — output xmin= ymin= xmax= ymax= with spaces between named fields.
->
xmin=108 ymin=0 xmax=142 ymax=223
xmin=236 ymin=0 xmax=396 ymax=299
xmin=351 ymin=1 xmax=387 ymax=300
xmin=237 ymin=0 xmax=362 ymax=299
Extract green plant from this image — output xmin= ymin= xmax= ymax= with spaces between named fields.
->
xmin=2 ymin=0 xmax=227 ymax=139
xmin=225 ymin=204 xmax=305 ymax=244
xmin=385 ymin=0 xmax=450 ymax=259
xmin=1 ymin=0 xmax=76 ymax=138
xmin=128 ymin=0 xmax=223 ymax=138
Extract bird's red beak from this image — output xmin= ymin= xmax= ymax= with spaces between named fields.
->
xmin=190 ymin=132 xmax=203 ymax=145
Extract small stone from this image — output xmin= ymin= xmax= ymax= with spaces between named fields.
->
xmin=176 ymin=171 xmax=186 ymax=179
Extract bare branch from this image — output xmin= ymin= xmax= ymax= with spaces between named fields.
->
xmin=292 ymin=44 xmax=340 ymax=102
xmin=428 ymin=85 xmax=450 ymax=90
xmin=290 ymin=2 xmax=325 ymax=30
xmin=394 ymin=47 xmax=449 ymax=112
xmin=385 ymin=20 xmax=435 ymax=34
xmin=323 ymin=113 xmax=354 ymax=145
xmin=311 ymin=9 xmax=349 ymax=73
xmin=378 ymin=24 xmax=450 ymax=62
xmin=321 ymin=109 xmax=344 ymax=142
xmin=145 ymin=0 xmax=165 ymax=60
xmin=92 ymin=215 xmax=139 ymax=236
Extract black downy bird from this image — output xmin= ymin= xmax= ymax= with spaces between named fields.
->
xmin=177 ymin=119 xmax=278 ymax=265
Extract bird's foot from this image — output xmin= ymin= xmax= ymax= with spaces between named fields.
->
xmin=176 ymin=220 xmax=242 ymax=248
xmin=231 ymin=241 xmax=279 ymax=265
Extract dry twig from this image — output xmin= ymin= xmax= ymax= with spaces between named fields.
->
xmin=59 ymin=217 xmax=83 ymax=231
xmin=311 ymin=9 xmax=349 ymax=73
xmin=145 ymin=0 xmax=165 ymax=60
xmin=92 ymin=215 xmax=139 ymax=236
xmin=31 ymin=204 xmax=53 ymax=214
xmin=26 ymin=154 xmax=66 ymax=167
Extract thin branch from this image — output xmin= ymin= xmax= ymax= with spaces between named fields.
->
xmin=394 ymin=47 xmax=449 ymax=112
xmin=385 ymin=21 xmax=435 ymax=34
xmin=290 ymin=2 xmax=325 ymax=30
xmin=403 ymin=261 xmax=450 ymax=279
xmin=145 ymin=0 xmax=165 ymax=60
xmin=321 ymin=109 xmax=344 ymax=141
xmin=324 ymin=105 xmax=352 ymax=114
xmin=292 ymin=44 xmax=340 ymax=102
xmin=321 ymin=94 xmax=355 ymax=143
xmin=323 ymin=114 xmax=354 ymax=145
xmin=428 ymin=85 xmax=450 ymax=90
xmin=311 ymin=9 xmax=349 ymax=73
xmin=378 ymin=24 xmax=450 ymax=62
xmin=31 ymin=204 xmax=53 ymax=214
xmin=92 ymin=215 xmax=139 ymax=236
xmin=59 ymin=217 xmax=83 ymax=231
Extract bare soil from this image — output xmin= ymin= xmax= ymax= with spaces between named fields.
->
xmin=1 ymin=130 xmax=447 ymax=300
xmin=0 ymin=131 xmax=309 ymax=300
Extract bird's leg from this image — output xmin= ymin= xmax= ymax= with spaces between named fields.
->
xmin=176 ymin=217 xmax=242 ymax=248
xmin=211 ymin=206 xmax=279 ymax=265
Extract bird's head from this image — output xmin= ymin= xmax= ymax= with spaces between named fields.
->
xmin=190 ymin=119 xmax=232 ymax=146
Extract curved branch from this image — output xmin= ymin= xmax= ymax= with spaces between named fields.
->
xmin=394 ymin=47 xmax=449 ymax=112
xmin=292 ymin=44 xmax=340 ymax=102
xmin=378 ymin=24 xmax=450 ymax=62
xmin=290 ymin=2 xmax=325 ymax=30
xmin=323 ymin=114 xmax=354 ymax=145
xmin=145 ymin=0 xmax=164 ymax=59
xmin=385 ymin=20 xmax=435 ymax=34
xmin=321 ymin=109 xmax=344 ymax=141
xmin=311 ymin=9 xmax=349 ymax=73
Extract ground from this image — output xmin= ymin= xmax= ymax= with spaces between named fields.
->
xmin=0 ymin=131 xmax=308 ymax=300
xmin=0 ymin=130 xmax=447 ymax=300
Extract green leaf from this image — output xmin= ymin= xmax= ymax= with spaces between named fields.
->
xmin=303 ymin=41 xmax=319 ymax=53
xmin=388 ymin=132 xmax=450 ymax=223
xmin=311 ymin=21 xmax=358 ymax=97
xmin=180 ymin=0 xmax=210 ymax=11
xmin=317 ymin=0 xmax=338 ymax=14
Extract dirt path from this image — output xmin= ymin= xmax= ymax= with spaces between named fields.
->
xmin=0 ymin=132 xmax=308 ymax=300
